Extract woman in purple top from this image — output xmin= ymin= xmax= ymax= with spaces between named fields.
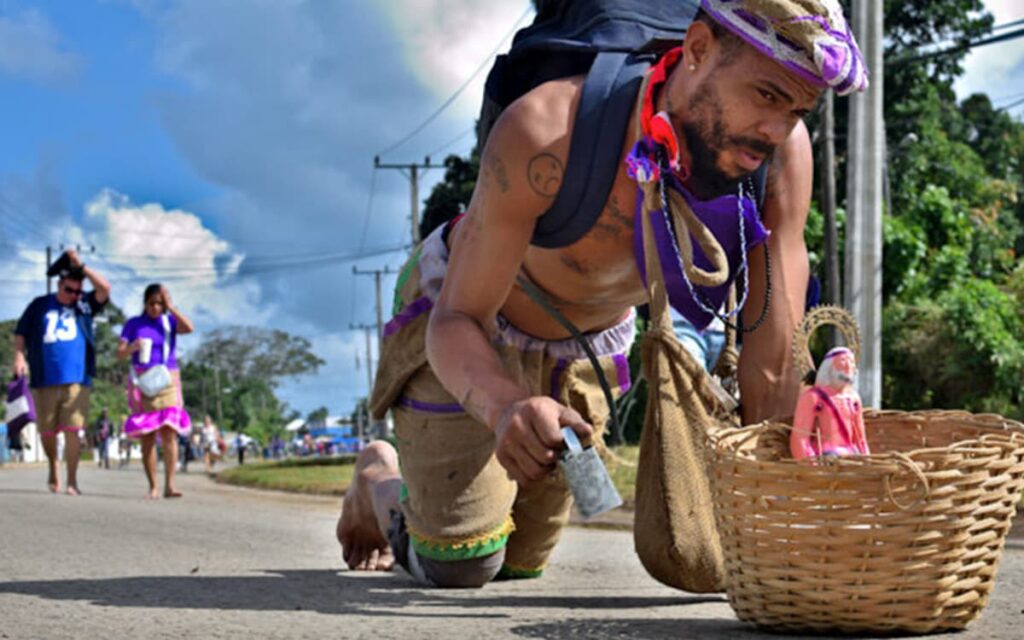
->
xmin=117 ymin=283 xmax=195 ymax=499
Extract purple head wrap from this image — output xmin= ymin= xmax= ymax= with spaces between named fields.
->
xmin=700 ymin=0 xmax=868 ymax=96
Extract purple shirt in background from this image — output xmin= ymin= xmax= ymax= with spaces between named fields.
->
xmin=120 ymin=314 xmax=179 ymax=370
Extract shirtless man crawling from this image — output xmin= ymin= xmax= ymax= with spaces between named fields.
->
xmin=338 ymin=0 xmax=867 ymax=587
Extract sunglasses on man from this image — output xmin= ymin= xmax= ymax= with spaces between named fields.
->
xmin=62 ymin=285 xmax=84 ymax=297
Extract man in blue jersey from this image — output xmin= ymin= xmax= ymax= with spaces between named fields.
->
xmin=13 ymin=249 xmax=111 ymax=495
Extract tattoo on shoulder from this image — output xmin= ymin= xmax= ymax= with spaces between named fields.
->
xmin=527 ymin=153 xmax=563 ymax=198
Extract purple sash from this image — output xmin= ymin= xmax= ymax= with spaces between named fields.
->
xmin=809 ymin=386 xmax=858 ymax=449
xmin=633 ymin=174 xmax=769 ymax=331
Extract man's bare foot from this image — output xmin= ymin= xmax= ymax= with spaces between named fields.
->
xmin=65 ymin=486 xmax=81 ymax=496
xmin=48 ymin=471 xmax=60 ymax=493
xmin=337 ymin=442 xmax=400 ymax=571
xmin=164 ymin=489 xmax=183 ymax=498
xmin=145 ymin=488 xmax=160 ymax=500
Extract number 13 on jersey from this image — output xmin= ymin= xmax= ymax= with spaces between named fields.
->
xmin=43 ymin=309 xmax=78 ymax=343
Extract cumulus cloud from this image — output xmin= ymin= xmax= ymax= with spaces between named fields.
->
xmin=378 ymin=0 xmax=532 ymax=121
xmin=0 ymin=7 xmax=83 ymax=88
xmin=80 ymin=188 xmax=271 ymax=329
xmin=0 ymin=169 xmax=268 ymax=333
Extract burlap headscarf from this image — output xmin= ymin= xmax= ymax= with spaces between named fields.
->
xmin=701 ymin=0 xmax=868 ymax=95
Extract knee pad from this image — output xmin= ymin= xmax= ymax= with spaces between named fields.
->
xmin=417 ymin=549 xmax=506 ymax=588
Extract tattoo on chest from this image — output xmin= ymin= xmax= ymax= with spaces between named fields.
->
xmin=527 ymin=153 xmax=563 ymax=198
xmin=590 ymin=195 xmax=633 ymax=241
xmin=560 ymin=254 xmax=589 ymax=275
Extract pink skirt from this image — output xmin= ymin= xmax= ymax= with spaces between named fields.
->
xmin=123 ymin=368 xmax=192 ymax=439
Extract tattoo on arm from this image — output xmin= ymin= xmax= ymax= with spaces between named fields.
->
xmin=527 ymin=153 xmax=563 ymax=198
xmin=492 ymin=157 xmax=510 ymax=193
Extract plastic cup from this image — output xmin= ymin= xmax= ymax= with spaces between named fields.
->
xmin=138 ymin=338 xmax=153 ymax=364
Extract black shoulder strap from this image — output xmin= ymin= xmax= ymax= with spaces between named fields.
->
xmin=531 ymin=51 xmax=651 ymax=248
xmin=752 ymin=162 xmax=769 ymax=210
xmin=515 ymin=275 xmax=621 ymax=439
xmin=530 ymin=49 xmax=770 ymax=248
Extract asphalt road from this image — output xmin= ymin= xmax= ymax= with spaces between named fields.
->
xmin=1 ymin=463 xmax=1022 ymax=639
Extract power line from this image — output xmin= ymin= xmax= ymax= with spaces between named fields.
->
xmin=0 ymin=244 xmax=410 ymax=285
xmin=426 ymin=126 xmax=476 ymax=159
xmin=993 ymin=90 xmax=1024 ymax=106
xmin=90 ymin=243 xmax=404 ymax=274
xmin=350 ymin=168 xmax=379 ymax=326
xmin=1000 ymin=95 xmax=1024 ymax=112
xmin=991 ymin=17 xmax=1024 ymax=32
xmin=893 ymin=26 xmax=1024 ymax=65
xmin=374 ymin=5 xmax=532 ymax=159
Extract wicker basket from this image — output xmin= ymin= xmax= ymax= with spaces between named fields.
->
xmin=708 ymin=409 xmax=1024 ymax=634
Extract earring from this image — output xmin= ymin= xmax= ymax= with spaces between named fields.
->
xmin=688 ymin=64 xmax=697 ymax=71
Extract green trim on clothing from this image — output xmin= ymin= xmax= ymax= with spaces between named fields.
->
xmin=410 ymin=530 xmax=511 ymax=562
xmin=496 ymin=564 xmax=544 ymax=580
xmin=392 ymin=247 xmax=422 ymax=315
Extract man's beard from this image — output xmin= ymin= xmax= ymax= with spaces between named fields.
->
xmin=681 ymin=83 xmax=775 ymax=199
xmin=837 ymin=371 xmax=857 ymax=386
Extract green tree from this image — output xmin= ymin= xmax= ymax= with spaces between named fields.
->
xmin=820 ymin=0 xmax=1024 ymax=419
xmin=419 ymin=150 xmax=480 ymax=239
xmin=182 ymin=326 xmax=325 ymax=441
xmin=306 ymin=406 xmax=329 ymax=425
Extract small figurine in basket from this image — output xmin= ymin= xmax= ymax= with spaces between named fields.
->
xmin=790 ymin=347 xmax=870 ymax=460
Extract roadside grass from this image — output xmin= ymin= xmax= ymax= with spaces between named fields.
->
xmin=218 ymin=455 xmax=357 ymax=496
xmin=217 ymin=445 xmax=642 ymax=508
xmin=607 ymin=445 xmax=639 ymax=509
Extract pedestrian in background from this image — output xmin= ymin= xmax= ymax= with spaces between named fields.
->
xmin=201 ymin=415 xmax=223 ymax=474
xmin=12 ymin=249 xmax=110 ymax=495
xmin=117 ymin=283 xmax=194 ymax=499
xmin=94 ymin=408 xmax=113 ymax=469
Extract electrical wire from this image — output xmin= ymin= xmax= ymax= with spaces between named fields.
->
xmin=893 ymin=26 xmax=1024 ymax=65
xmin=0 ymin=244 xmax=410 ymax=285
xmin=425 ymin=126 xmax=476 ymax=160
xmin=374 ymin=4 xmax=532 ymax=159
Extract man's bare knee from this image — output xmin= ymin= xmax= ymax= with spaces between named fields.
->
xmin=419 ymin=549 xmax=505 ymax=589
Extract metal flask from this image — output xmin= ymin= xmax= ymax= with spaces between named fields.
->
xmin=558 ymin=427 xmax=623 ymax=518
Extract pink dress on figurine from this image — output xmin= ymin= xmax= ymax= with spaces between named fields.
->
xmin=790 ymin=347 xmax=869 ymax=460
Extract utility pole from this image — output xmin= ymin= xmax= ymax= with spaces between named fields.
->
xmin=349 ymin=322 xmax=379 ymax=443
xmin=45 ymin=246 xmax=52 ymax=294
xmin=352 ymin=265 xmax=395 ymax=344
xmin=214 ymin=365 xmax=224 ymax=427
xmin=845 ymin=0 xmax=884 ymax=408
xmin=45 ymin=244 xmax=95 ymax=294
xmin=374 ymin=156 xmax=445 ymax=246
xmin=820 ymin=92 xmax=840 ymax=308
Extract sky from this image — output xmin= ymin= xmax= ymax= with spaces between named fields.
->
xmin=1 ymin=0 xmax=1021 ymax=420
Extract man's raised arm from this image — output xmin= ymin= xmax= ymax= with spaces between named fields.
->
xmin=738 ymin=120 xmax=813 ymax=424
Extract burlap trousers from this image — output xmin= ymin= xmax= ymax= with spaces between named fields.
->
xmin=371 ymin=228 xmax=635 ymax=576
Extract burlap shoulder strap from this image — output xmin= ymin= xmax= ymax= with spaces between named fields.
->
xmin=632 ymin=69 xmax=732 ymax=593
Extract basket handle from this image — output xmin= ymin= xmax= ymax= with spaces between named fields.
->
xmin=791 ymin=306 xmax=862 ymax=381
xmin=883 ymin=451 xmax=931 ymax=510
